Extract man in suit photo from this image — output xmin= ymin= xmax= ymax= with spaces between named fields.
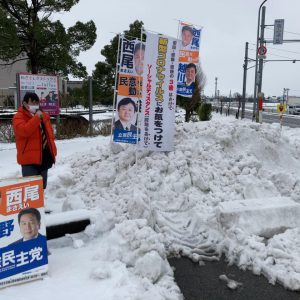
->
xmin=185 ymin=63 xmax=197 ymax=87
xmin=181 ymin=25 xmax=193 ymax=50
xmin=133 ymin=42 xmax=145 ymax=76
xmin=114 ymin=97 xmax=137 ymax=131
xmin=13 ymin=208 xmax=45 ymax=243
xmin=45 ymin=91 xmax=57 ymax=102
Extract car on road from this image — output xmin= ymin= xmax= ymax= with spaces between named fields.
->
xmin=289 ymin=105 xmax=300 ymax=115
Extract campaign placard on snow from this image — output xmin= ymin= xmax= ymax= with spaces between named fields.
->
xmin=0 ymin=176 xmax=48 ymax=288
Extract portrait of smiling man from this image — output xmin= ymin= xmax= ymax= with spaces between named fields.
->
xmin=114 ymin=97 xmax=137 ymax=131
xmin=185 ymin=63 xmax=197 ymax=86
xmin=181 ymin=25 xmax=193 ymax=50
xmin=12 ymin=208 xmax=45 ymax=244
xmin=133 ymin=42 xmax=145 ymax=76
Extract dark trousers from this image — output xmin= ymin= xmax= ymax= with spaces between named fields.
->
xmin=22 ymin=165 xmax=48 ymax=189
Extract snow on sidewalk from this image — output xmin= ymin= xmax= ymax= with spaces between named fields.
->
xmin=2 ymin=113 xmax=300 ymax=295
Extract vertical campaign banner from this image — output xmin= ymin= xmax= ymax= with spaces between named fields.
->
xmin=0 ymin=177 xmax=48 ymax=288
xmin=139 ymin=32 xmax=179 ymax=151
xmin=113 ymin=37 xmax=145 ymax=144
xmin=18 ymin=73 xmax=60 ymax=116
xmin=177 ymin=22 xmax=201 ymax=98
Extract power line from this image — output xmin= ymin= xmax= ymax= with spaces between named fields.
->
xmin=265 ymin=53 xmax=297 ymax=60
xmin=284 ymin=30 xmax=300 ymax=36
xmin=266 ymin=46 xmax=300 ymax=55
xmin=248 ymin=43 xmax=300 ymax=56
xmin=265 ymin=27 xmax=300 ymax=36
xmin=248 ymin=48 xmax=299 ymax=60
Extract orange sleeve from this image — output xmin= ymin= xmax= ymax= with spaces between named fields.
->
xmin=13 ymin=113 xmax=41 ymax=138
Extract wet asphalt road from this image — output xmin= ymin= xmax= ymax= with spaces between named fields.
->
xmin=168 ymin=256 xmax=300 ymax=300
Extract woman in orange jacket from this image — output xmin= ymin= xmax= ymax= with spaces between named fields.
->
xmin=13 ymin=92 xmax=57 ymax=189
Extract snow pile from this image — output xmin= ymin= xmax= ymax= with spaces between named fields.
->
xmin=63 ymin=118 xmax=300 ymax=287
xmin=2 ymin=216 xmax=182 ymax=300
xmin=45 ymin=115 xmax=300 ymax=290
xmin=86 ymin=218 xmax=182 ymax=300
xmin=217 ymin=197 xmax=300 ymax=238
xmin=3 ymin=113 xmax=300 ymax=295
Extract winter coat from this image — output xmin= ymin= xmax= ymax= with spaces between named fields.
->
xmin=13 ymin=107 xmax=57 ymax=166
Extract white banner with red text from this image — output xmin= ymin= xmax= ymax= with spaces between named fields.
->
xmin=139 ymin=31 xmax=179 ymax=151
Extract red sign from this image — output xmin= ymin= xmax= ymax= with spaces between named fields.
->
xmin=258 ymin=45 xmax=267 ymax=56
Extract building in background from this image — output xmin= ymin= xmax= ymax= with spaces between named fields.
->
xmin=0 ymin=59 xmax=27 ymax=107
xmin=67 ymin=80 xmax=83 ymax=91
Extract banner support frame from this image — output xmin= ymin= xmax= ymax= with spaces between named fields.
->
xmin=110 ymin=33 xmax=122 ymax=144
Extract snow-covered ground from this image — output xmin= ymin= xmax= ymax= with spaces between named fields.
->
xmin=2 ymin=112 xmax=300 ymax=298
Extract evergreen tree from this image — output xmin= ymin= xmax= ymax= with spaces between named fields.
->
xmin=0 ymin=0 xmax=96 ymax=77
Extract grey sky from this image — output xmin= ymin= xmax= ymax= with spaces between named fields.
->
xmin=59 ymin=0 xmax=300 ymax=97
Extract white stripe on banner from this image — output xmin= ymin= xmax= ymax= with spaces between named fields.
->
xmin=139 ymin=31 xmax=180 ymax=152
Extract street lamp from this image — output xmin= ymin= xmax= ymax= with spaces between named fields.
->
xmin=253 ymin=0 xmax=268 ymax=121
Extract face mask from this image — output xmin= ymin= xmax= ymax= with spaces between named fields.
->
xmin=28 ymin=105 xmax=39 ymax=114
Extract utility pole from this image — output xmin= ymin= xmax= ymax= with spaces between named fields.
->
xmin=228 ymin=90 xmax=231 ymax=116
xmin=256 ymin=6 xmax=266 ymax=120
xmin=257 ymin=6 xmax=266 ymax=95
xmin=253 ymin=0 xmax=268 ymax=121
xmin=242 ymin=42 xmax=249 ymax=119
xmin=215 ymin=77 xmax=219 ymax=113
xmin=218 ymin=90 xmax=222 ymax=114
xmin=282 ymin=88 xmax=290 ymax=113
xmin=215 ymin=77 xmax=218 ymax=99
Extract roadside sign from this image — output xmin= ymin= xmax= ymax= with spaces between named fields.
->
xmin=17 ymin=73 xmax=60 ymax=116
xmin=257 ymin=46 xmax=267 ymax=59
xmin=273 ymin=19 xmax=284 ymax=45
xmin=258 ymin=45 xmax=267 ymax=55
xmin=277 ymin=103 xmax=286 ymax=113
xmin=0 ymin=177 xmax=48 ymax=288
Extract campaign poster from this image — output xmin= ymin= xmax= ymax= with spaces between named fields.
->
xmin=113 ymin=37 xmax=145 ymax=144
xmin=177 ymin=22 xmax=201 ymax=98
xmin=113 ymin=95 xmax=139 ymax=144
xmin=18 ymin=73 xmax=60 ymax=116
xmin=0 ymin=176 xmax=48 ymax=288
xmin=139 ymin=31 xmax=179 ymax=151
xmin=119 ymin=37 xmax=145 ymax=77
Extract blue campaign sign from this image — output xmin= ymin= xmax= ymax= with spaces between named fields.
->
xmin=177 ymin=82 xmax=195 ymax=97
xmin=0 ymin=176 xmax=48 ymax=288
xmin=0 ymin=220 xmax=15 ymax=239
xmin=113 ymin=128 xmax=138 ymax=144
xmin=176 ymin=62 xmax=196 ymax=98
xmin=0 ymin=235 xmax=48 ymax=281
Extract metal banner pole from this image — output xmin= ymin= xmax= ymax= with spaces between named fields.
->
xmin=88 ymin=76 xmax=93 ymax=136
xmin=16 ymin=73 xmax=21 ymax=109
xmin=110 ymin=34 xmax=122 ymax=144
xmin=135 ymin=30 xmax=144 ymax=166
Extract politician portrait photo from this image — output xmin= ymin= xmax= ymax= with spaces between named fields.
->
xmin=11 ymin=207 xmax=45 ymax=244
xmin=114 ymin=97 xmax=137 ymax=131
xmin=133 ymin=42 xmax=145 ymax=76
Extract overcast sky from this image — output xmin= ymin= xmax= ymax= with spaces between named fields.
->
xmin=58 ymin=0 xmax=300 ymax=97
